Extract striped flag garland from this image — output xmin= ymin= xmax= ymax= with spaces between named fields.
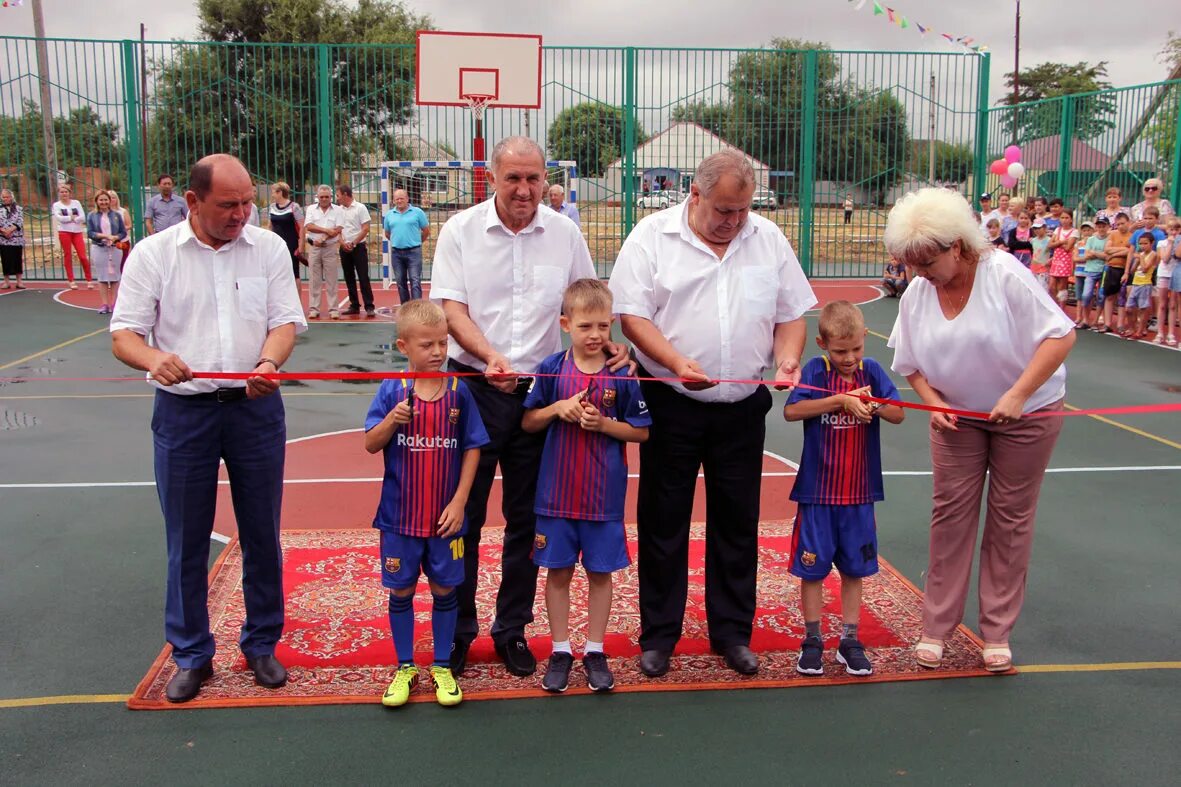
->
xmin=849 ymin=0 xmax=982 ymax=52
xmin=873 ymin=1 xmax=884 ymax=15
xmin=2 ymin=0 xmax=27 ymax=7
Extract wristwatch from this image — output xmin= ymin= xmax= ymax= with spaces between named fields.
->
xmin=256 ymin=357 xmax=279 ymax=370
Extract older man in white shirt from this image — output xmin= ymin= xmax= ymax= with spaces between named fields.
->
xmin=431 ymin=136 xmax=627 ymax=678
xmin=110 ymin=154 xmax=307 ymax=703
xmin=302 ymin=184 xmax=344 ymax=319
xmin=609 ymin=149 xmax=817 ymax=678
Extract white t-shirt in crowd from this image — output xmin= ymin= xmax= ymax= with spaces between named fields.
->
xmin=888 ymin=249 xmax=1073 ymax=415
xmin=1156 ymin=238 xmax=1177 ymax=280
xmin=52 ymin=199 xmax=86 ymax=233
xmin=336 ymin=201 xmax=372 ymax=245
xmin=978 ymin=208 xmax=1002 ymax=233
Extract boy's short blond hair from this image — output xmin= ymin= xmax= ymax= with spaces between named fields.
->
xmin=396 ymin=299 xmax=447 ymax=337
xmin=562 ymin=277 xmax=613 ymax=317
xmin=817 ymin=300 xmax=866 ymax=342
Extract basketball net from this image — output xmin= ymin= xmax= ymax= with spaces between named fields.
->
xmin=462 ymin=94 xmax=494 ymax=123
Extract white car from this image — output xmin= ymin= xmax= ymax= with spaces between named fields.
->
xmin=752 ymin=188 xmax=778 ymax=209
xmin=635 ymin=190 xmax=684 ymax=209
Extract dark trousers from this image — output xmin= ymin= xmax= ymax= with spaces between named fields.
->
xmin=152 ymin=389 xmax=287 ymax=669
xmin=449 ymin=360 xmax=546 ymax=647
xmin=636 ymin=380 xmax=772 ymax=652
xmin=339 ymin=243 xmax=374 ymax=310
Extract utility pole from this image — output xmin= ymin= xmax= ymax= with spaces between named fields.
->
xmin=928 ymin=72 xmax=937 ymax=183
xmin=31 ymin=0 xmax=59 ymax=201
xmin=1012 ymin=0 xmax=1021 ymax=144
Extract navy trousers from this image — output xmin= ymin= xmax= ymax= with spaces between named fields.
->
xmin=152 ymin=389 xmax=287 ymax=669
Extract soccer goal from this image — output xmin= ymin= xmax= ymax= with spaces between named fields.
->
xmin=377 ymin=159 xmax=580 ymax=289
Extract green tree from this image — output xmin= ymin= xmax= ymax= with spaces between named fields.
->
xmin=909 ymin=140 xmax=974 ymax=184
xmin=1000 ymin=61 xmax=1117 ymax=140
xmin=146 ymin=0 xmax=431 ymax=195
xmin=670 ymin=101 xmax=734 ymax=143
xmin=0 ymin=101 xmax=126 ymax=200
xmin=546 ymin=103 xmax=648 ymax=178
xmin=1147 ymin=32 xmax=1181 ymax=169
xmin=727 ymin=39 xmax=910 ymax=201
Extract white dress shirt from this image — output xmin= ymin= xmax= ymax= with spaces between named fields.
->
xmin=337 ymin=201 xmax=372 ymax=245
xmin=609 ymin=201 xmax=817 ymax=403
xmin=888 ymin=249 xmax=1073 ymax=414
xmin=304 ymin=202 xmax=345 ymax=246
xmin=110 ymin=220 xmax=308 ymax=394
xmin=430 ymin=200 xmax=595 ymax=373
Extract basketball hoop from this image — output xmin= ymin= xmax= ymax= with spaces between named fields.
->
xmin=462 ymin=93 xmax=494 ymax=122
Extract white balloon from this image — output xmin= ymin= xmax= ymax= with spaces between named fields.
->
xmin=1007 ymin=162 xmax=1026 ymax=179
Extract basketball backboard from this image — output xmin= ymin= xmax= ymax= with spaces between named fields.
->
xmin=415 ymin=31 xmax=542 ymax=109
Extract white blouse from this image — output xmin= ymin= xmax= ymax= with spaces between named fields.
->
xmin=888 ymin=249 xmax=1073 ymax=414
xmin=52 ymin=199 xmax=86 ymax=234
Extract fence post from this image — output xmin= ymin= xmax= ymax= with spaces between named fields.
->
xmin=796 ymin=50 xmax=818 ymax=277
xmin=1171 ymin=87 xmax=1181 ymax=211
xmin=316 ymin=44 xmax=333 ymax=188
xmin=973 ymin=52 xmax=991 ymax=208
xmin=1056 ymin=94 xmax=1075 ymax=200
xmin=622 ymin=46 xmax=637 ymax=240
xmin=121 ymin=39 xmax=145 ymax=238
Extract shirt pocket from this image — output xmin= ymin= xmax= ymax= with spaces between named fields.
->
xmin=740 ymin=265 xmax=779 ymax=318
xmin=236 ymin=277 xmax=268 ymax=323
xmin=531 ymin=265 xmax=566 ymax=309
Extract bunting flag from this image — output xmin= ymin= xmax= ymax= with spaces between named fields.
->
xmin=2 ymin=0 xmax=26 ymax=7
xmin=848 ymin=0 xmax=983 ymax=53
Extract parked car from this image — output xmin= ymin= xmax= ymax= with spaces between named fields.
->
xmin=635 ymin=190 xmax=685 ymax=209
xmin=752 ymin=188 xmax=778 ymax=209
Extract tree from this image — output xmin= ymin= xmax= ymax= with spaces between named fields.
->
xmin=0 ymin=101 xmax=126 ymax=200
xmin=727 ymin=39 xmax=911 ymax=201
xmin=546 ymin=103 xmax=648 ymax=178
xmin=1147 ymin=31 xmax=1181 ymax=169
xmin=670 ymin=101 xmax=734 ymax=143
xmin=145 ymin=0 xmax=431 ymax=194
xmin=999 ymin=61 xmax=1116 ymax=140
xmin=909 ymin=140 xmax=974 ymax=184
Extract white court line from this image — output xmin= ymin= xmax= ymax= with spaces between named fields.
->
xmin=8 ymin=465 xmax=1179 ymax=490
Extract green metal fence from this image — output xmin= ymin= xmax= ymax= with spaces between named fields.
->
xmin=3 ymin=35 xmax=1176 ymax=283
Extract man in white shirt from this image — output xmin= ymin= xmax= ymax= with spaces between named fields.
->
xmin=609 ymin=149 xmax=817 ymax=678
xmin=335 ymin=184 xmax=375 ymax=317
xmin=110 ymin=154 xmax=307 ymax=703
xmin=301 ymin=185 xmax=344 ymax=319
xmin=431 ymin=136 xmax=628 ymax=678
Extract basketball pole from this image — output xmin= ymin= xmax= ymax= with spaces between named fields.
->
xmin=473 ymin=115 xmax=486 ymax=202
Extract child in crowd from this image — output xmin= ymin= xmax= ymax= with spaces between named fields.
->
xmin=522 ymin=279 xmax=650 ymax=694
xmin=1047 ymin=211 xmax=1078 ymax=303
xmin=1155 ymin=219 xmax=1180 ymax=345
xmin=1045 ymin=198 xmax=1064 ymax=231
xmin=1099 ymin=213 xmax=1132 ymax=334
xmin=1032 ymin=196 xmax=1049 ymax=223
xmin=986 ymin=218 xmax=1006 ymax=249
xmin=1123 ymin=234 xmax=1157 ymax=340
xmin=882 ymin=257 xmax=909 ymax=297
xmin=1095 ymin=187 xmax=1128 ymax=228
xmin=1030 ymin=220 xmax=1051 ymax=289
xmin=784 ymin=301 xmax=904 ymax=677
xmin=1073 ymin=221 xmax=1097 ymax=328
xmin=1006 ymin=210 xmax=1034 ymax=267
xmin=364 ymin=300 xmax=490 ymax=708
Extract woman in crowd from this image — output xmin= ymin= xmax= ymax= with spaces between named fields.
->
xmin=108 ymin=191 xmax=133 ymax=268
xmin=1131 ymin=178 xmax=1175 ymax=227
xmin=266 ymin=182 xmax=304 ymax=281
xmin=885 ymin=188 xmax=1075 ymax=673
xmin=86 ymin=190 xmax=128 ymax=315
xmin=0 ymin=188 xmax=25 ymax=289
xmin=51 ymin=183 xmax=92 ymax=289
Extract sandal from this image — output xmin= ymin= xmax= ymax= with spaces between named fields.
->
xmin=915 ymin=639 xmax=944 ymax=669
xmin=982 ymin=644 xmax=1013 ymax=673
xmin=1168 ymin=335 xmax=1178 ymax=347
xmin=1154 ymin=334 xmax=1165 ymax=344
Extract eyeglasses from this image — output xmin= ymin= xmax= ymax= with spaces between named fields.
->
xmin=1144 ymin=186 xmax=1160 ymax=192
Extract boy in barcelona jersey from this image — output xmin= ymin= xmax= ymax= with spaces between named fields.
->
xmin=783 ymin=301 xmax=905 ymax=677
xmin=522 ymin=279 xmax=651 ymax=693
xmin=364 ymin=300 xmax=490 ymax=707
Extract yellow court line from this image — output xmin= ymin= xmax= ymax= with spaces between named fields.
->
xmin=1020 ymin=661 xmax=1181 ymax=674
xmin=867 ymin=328 xmax=891 ymax=342
xmin=0 ymin=694 xmax=130 ymax=709
xmin=0 ymin=328 xmax=108 ymax=371
xmin=1063 ymin=403 xmax=1181 ymax=452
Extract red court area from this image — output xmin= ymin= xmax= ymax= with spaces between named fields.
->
xmin=212 ymin=434 xmax=797 ymax=539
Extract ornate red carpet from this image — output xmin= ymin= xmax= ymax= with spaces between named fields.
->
xmin=129 ymin=524 xmax=994 ymax=709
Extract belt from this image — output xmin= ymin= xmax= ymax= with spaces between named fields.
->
xmin=392 ymin=245 xmax=422 ymax=251
xmin=187 ymin=387 xmax=248 ymax=402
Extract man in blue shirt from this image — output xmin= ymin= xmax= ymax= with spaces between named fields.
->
xmin=382 ymin=189 xmax=429 ymax=303
xmin=547 ymin=184 xmax=581 ymax=228
xmin=144 ymin=174 xmax=189 ymax=235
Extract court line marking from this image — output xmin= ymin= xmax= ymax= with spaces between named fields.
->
xmin=3 ymin=660 xmax=1181 ymax=709
xmin=0 ymin=328 xmax=109 ymax=371
xmin=52 ymin=290 xmax=99 ymax=312
xmin=1062 ymin=403 xmax=1181 ymax=452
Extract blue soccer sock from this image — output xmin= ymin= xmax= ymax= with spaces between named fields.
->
xmin=388 ymin=593 xmax=415 ymax=667
xmin=431 ymin=589 xmax=459 ymax=668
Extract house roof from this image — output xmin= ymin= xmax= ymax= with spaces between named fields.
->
xmin=1016 ymin=135 xmax=1112 ymax=171
xmin=393 ymin=134 xmax=456 ymax=161
xmin=606 ymin=122 xmax=769 ymax=171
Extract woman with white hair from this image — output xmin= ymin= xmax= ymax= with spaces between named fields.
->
xmin=1130 ymin=178 xmax=1174 ymax=229
xmin=885 ymin=188 xmax=1075 ymax=673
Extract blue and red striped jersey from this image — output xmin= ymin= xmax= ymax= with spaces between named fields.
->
xmin=365 ymin=377 xmax=490 ymax=537
xmin=787 ymin=356 xmax=898 ymax=505
xmin=525 ymin=350 xmax=652 ymax=521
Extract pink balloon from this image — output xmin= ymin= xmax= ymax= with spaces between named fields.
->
xmin=990 ymin=159 xmax=1008 ymax=175
xmin=1004 ymin=145 xmax=1022 ymax=164
xmin=1000 ymin=174 xmax=1018 ymax=188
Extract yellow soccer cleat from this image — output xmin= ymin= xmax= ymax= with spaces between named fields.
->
xmin=430 ymin=665 xmax=463 ymax=707
xmin=381 ymin=664 xmax=419 ymax=707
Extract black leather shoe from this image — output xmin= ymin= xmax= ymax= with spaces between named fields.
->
xmin=165 ymin=662 xmax=213 ymax=703
xmin=246 ymin=654 xmax=288 ymax=688
xmin=449 ymin=639 xmax=471 ymax=675
xmin=495 ymin=636 xmax=537 ymax=676
xmin=639 ymin=649 xmax=671 ymax=677
xmin=341 ymin=306 xmax=361 ymax=315
xmin=720 ymin=644 xmax=759 ymax=675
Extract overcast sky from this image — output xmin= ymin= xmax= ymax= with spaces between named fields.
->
xmin=5 ymin=0 xmax=1175 ymax=105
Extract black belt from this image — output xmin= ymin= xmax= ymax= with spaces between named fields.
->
xmin=187 ymin=387 xmax=248 ymax=402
